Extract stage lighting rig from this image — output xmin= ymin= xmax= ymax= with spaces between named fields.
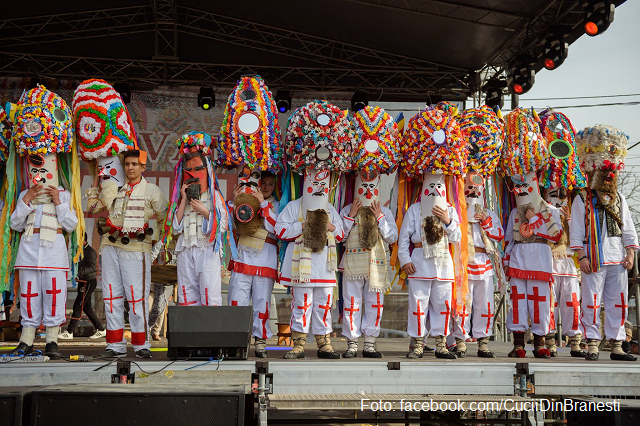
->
xmin=584 ymin=1 xmax=615 ymax=36
xmin=198 ymin=87 xmax=215 ymax=110
xmin=275 ymin=90 xmax=291 ymax=113
xmin=510 ymin=62 xmax=535 ymax=95
xmin=543 ymin=37 xmax=569 ymax=70
xmin=482 ymin=79 xmax=507 ymax=110
xmin=351 ymin=91 xmax=368 ymax=112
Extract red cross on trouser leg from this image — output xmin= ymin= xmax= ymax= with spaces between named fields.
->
xmin=440 ymin=300 xmax=451 ymax=335
xmin=45 ymin=277 xmax=62 ymax=317
xmin=412 ymin=301 xmax=425 ymax=336
xmin=319 ymin=295 xmax=332 ymax=327
xmin=297 ymin=293 xmax=311 ymax=328
xmin=614 ymin=292 xmax=628 ymax=327
xmin=21 ymin=281 xmax=39 ymax=319
xmin=344 ymin=297 xmax=360 ymax=331
xmin=103 ymin=284 xmax=123 ymax=314
xmin=204 ymin=288 xmax=209 ymax=306
xmin=371 ymin=293 xmax=384 ymax=328
xmin=527 ymin=286 xmax=546 ymax=325
xmin=129 ymin=286 xmax=145 ymax=315
xmin=566 ymin=292 xmax=580 ymax=330
xmin=586 ymin=294 xmax=598 ymax=325
xmin=481 ymin=302 xmax=494 ymax=334
xmin=258 ymin=302 xmax=269 ymax=339
xmin=179 ymin=285 xmax=197 ymax=306
xmin=510 ymin=285 xmax=525 ymax=325
xmin=458 ymin=304 xmax=469 ymax=336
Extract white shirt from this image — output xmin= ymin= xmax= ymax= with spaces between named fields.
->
xmin=468 ymin=209 xmax=504 ymax=280
xmin=11 ymin=187 xmax=78 ymax=271
xmin=173 ymin=191 xmax=228 ymax=253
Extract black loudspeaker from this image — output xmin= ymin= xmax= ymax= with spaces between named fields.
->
xmin=29 ymin=384 xmax=244 ymax=426
xmin=0 ymin=387 xmax=33 ymax=426
xmin=167 ymin=306 xmax=252 ymax=360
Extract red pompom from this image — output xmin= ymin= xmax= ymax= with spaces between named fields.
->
xmin=516 ymin=348 xmax=526 ymax=358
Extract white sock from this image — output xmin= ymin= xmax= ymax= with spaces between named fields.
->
xmin=20 ymin=327 xmax=36 ymax=346
xmin=363 ymin=335 xmax=376 ymax=351
xmin=46 ymin=327 xmax=59 ymax=344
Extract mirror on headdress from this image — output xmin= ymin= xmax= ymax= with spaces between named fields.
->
xmin=547 ymin=119 xmax=564 ymax=133
xmin=432 ymin=129 xmax=447 ymax=145
xmin=549 ymin=139 xmax=573 ymax=160
xmin=316 ymin=114 xmax=330 ymax=126
xmin=315 ymin=146 xmax=331 ymax=161
xmin=364 ymin=139 xmax=379 ymax=153
xmin=240 ymin=89 xmax=256 ymax=101
xmin=237 ymin=112 xmax=261 ymax=136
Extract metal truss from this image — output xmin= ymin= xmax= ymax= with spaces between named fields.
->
xmin=152 ymin=0 xmax=178 ymax=60
xmin=0 ymin=51 xmax=467 ymax=97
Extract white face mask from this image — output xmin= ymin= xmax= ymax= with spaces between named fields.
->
xmin=28 ymin=153 xmax=59 ymax=204
xmin=464 ymin=173 xmax=484 ymax=223
xmin=97 ymin=156 xmax=125 ymax=188
xmin=420 ymin=173 xmax=447 ymax=219
xmin=237 ymin=165 xmax=261 ymax=194
xmin=354 ymin=170 xmax=380 ymax=207
xmin=511 ymin=171 xmax=542 ymax=208
xmin=544 ymin=185 xmax=567 ymax=209
xmin=302 ymin=168 xmax=330 ymax=216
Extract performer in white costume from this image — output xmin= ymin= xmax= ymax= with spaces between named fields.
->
xmin=276 ymin=100 xmax=355 ymax=359
xmin=399 ymin=107 xmax=467 ymax=359
xmin=449 ymin=105 xmax=505 ymax=358
xmin=8 ymin=85 xmax=81 ymax=358
xmin=571 ymin=124 xmax=638 ymax=361
xmin=339 ymin=106 xmax=400 ymax=358
xmin=218 ymin=75 xmax=283 ymax=358
xmin=499 ymin=108 xmax=563 ymax=359
xmin=537 ymin=110 xmax=587 ymax=357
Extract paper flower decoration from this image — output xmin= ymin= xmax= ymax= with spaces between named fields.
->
xmin=217 ymin=75 xmax=283 ymax=173
xmin=459 ymin=105 xmax=505 ymax=177
xmin=0 ymin=107 xmax=10 ymax=163
xmin=72 ymin=79 xmax=137 ymax=160
xmin=285 ymin=100 xmax=356 ymax=173
xmin=177 ymin=131 xmax=212 ymax=155
xmin=537 ymin=110 xmax=585 ymax=189
xmin=400 ymin=108 xmax=467 ymax=178
xmin=12 ymin=85 xmax=74 ymax=156
xmin=498 ymin=108 xmax=548 ymax=177
xmin=576 ymin=124 xmax=629 ymax=172
xmin=435 ymin=101 xmax=459 ymax=118
xmin=350 ymin=106 xmax=400 ymax=174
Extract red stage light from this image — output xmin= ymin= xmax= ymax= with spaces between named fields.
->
xmin=544 ymin=58 xmax=556 ymax=70
xmin=513 ymin=84 xmax=524 ymax=95
xmin=584 ymin=21 xmax=598 ymax=36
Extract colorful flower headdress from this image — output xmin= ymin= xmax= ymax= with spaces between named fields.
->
xmin=576 ymin=124 xmax=629 ymax=172
xmin=217 ymin=75 xmax=283 ymax=173
xmin=400 ymin=108 xmax=467 ymax=178
xmin=177 ymin=131 xmax=212 ymax=155
xmin=498 ymin=108 xmax=548 ymax=177
xmin=12 ymin=85 xmax=74 ymax=156
xmin=436 ymin=101 xmax=460 ymax=118
xmin=0 ymin=107 xmax=10 ymax=163
xmin=459 ymin=105 xmax=505 ymax=177
xmin=538 ymin=110 xmax=585 ymax=189
xmin=350 ymin=106 xmax=400 ymax=174
xmin=285 ymin=100 xmax=356 ymax=173
xmin=72 ymin=79 xmax=137 ymax=160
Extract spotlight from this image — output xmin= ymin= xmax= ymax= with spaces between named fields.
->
xmin=113 ymin=83 xmax=131 ymax=104
xmin=510 ymin=65 xmax=535 ymax=95
xmin=198 ymin=87 xmax=215 ymax=110
xmin=543 ymin=38 xmax=568 ymax=70
xmin=351 ymin=91 xmax=368 ymax=112
xmin=584 ymin=1 xmax=615 ymax=36
xmin=482 ymin=79 xmax=507 ymax=110
xmin=275 ymin=90 xmax=291 ymax=113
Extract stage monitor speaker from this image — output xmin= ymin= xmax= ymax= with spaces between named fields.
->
xmin=167 ymin=305 xmax=252 ymax=360
xmin=0 ymin=387 xmax=37 ymax=426
xmin=29 ymin=384 xmax=245 ymax=426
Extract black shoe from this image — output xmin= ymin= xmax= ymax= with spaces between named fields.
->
xmin=10 ymin=342 xmax=34 ymax=356
xmin=533 ymin=348 xmax=550 ymax=359
xmin=343 ymin=349 xmax=358 ymax=358
xmin=406 ymin=350 xmax=423 ymax=359
xmin=454 ymin=350 xmax=466 ymax=358
xmin=255 ymin=349 xmax=269 ymax=358
xmin=423 ymin=345 xmax=435 ymax=352
xmin=44 ymin=342 xmax=61 ymax=359
xmin=570 ymin=349 xmax=587 ymax=357
xmin=283 ymin=350 xmax=304 ymax=359
xmin=610 ymin=352 xmax=637 ymax=361
xmin=317 ymin=350 xmax=341 ymax=359
xmin=435 ymin=351 xmax=456 ymax=359
xmin=549 ymin=350 xmax=557 ymax=358
xmin=135 ymin=349 xmax=152 ymax=359
xmin=362 ymin=349 xmax=383 ymax=359
xmin=585 ymin=352 xmax=599 ymax=361
xmin=99 ymin=349 xmax=127 ymax=358
xmin=477 ymin=350 xmax=495 ymax=358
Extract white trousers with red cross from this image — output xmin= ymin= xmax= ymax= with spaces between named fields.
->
xmin=506 ymin=278 xmax=552 ymax=336
xmin=228 ymin=272 xmax=274 ymax=339
xmin=176 ymin=246 xmax=222 ymax=307
xmin=407 ymin=279 xmax=452 ymax=338
xmin=580 ymin=264 xmax=628 ymax=341
xmin=101 ymin=245 xmax=151 ymax=353
xmin=18 ymin=269 xmax=67 ymax=328
xmin=341 ymin=278 xmax=385 ymax=339
xmin=549 ymin=275 xmax=582 ymax=337
xmin=451 ymin=277 xmax=495 ymax=340
xmin=289 ymin=286 xmax=333 ymax=335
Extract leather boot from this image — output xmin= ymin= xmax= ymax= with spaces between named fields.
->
xmin=363 ymin=335 xmax=382 ymax=358
xmin=545 ymin=333 xmax=557 ymax=357
xmin=533 ymin=334 xmax=550 ymax=358
xmin=434 ymin=336 xmax=456 ymax=359
xmin=585 ymin=338 xmax=599 ymax=361
xmin=343 ymin=339 xmax=358 ymax=358
xmin=406 ymin=337 xmax=424 ymax=359
xmin=508 ymin=331 xmax=526 ymax=358
xmin=283 ymin=331 xmax=306 ymax=359
xmin=315 ymin=334 xmax=341 ymax=359
xmin=254 ymin=337 xmax=268 ymax=358
xmin=610 ymin=339 xmax=637 ymax=361
xmin=454 ymin=338 xmax=467 ymax=358
xmin=569 ymin=333 xmax=586 ymax=357
xmin=477 ymin=337 xmax=495 ymax=358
